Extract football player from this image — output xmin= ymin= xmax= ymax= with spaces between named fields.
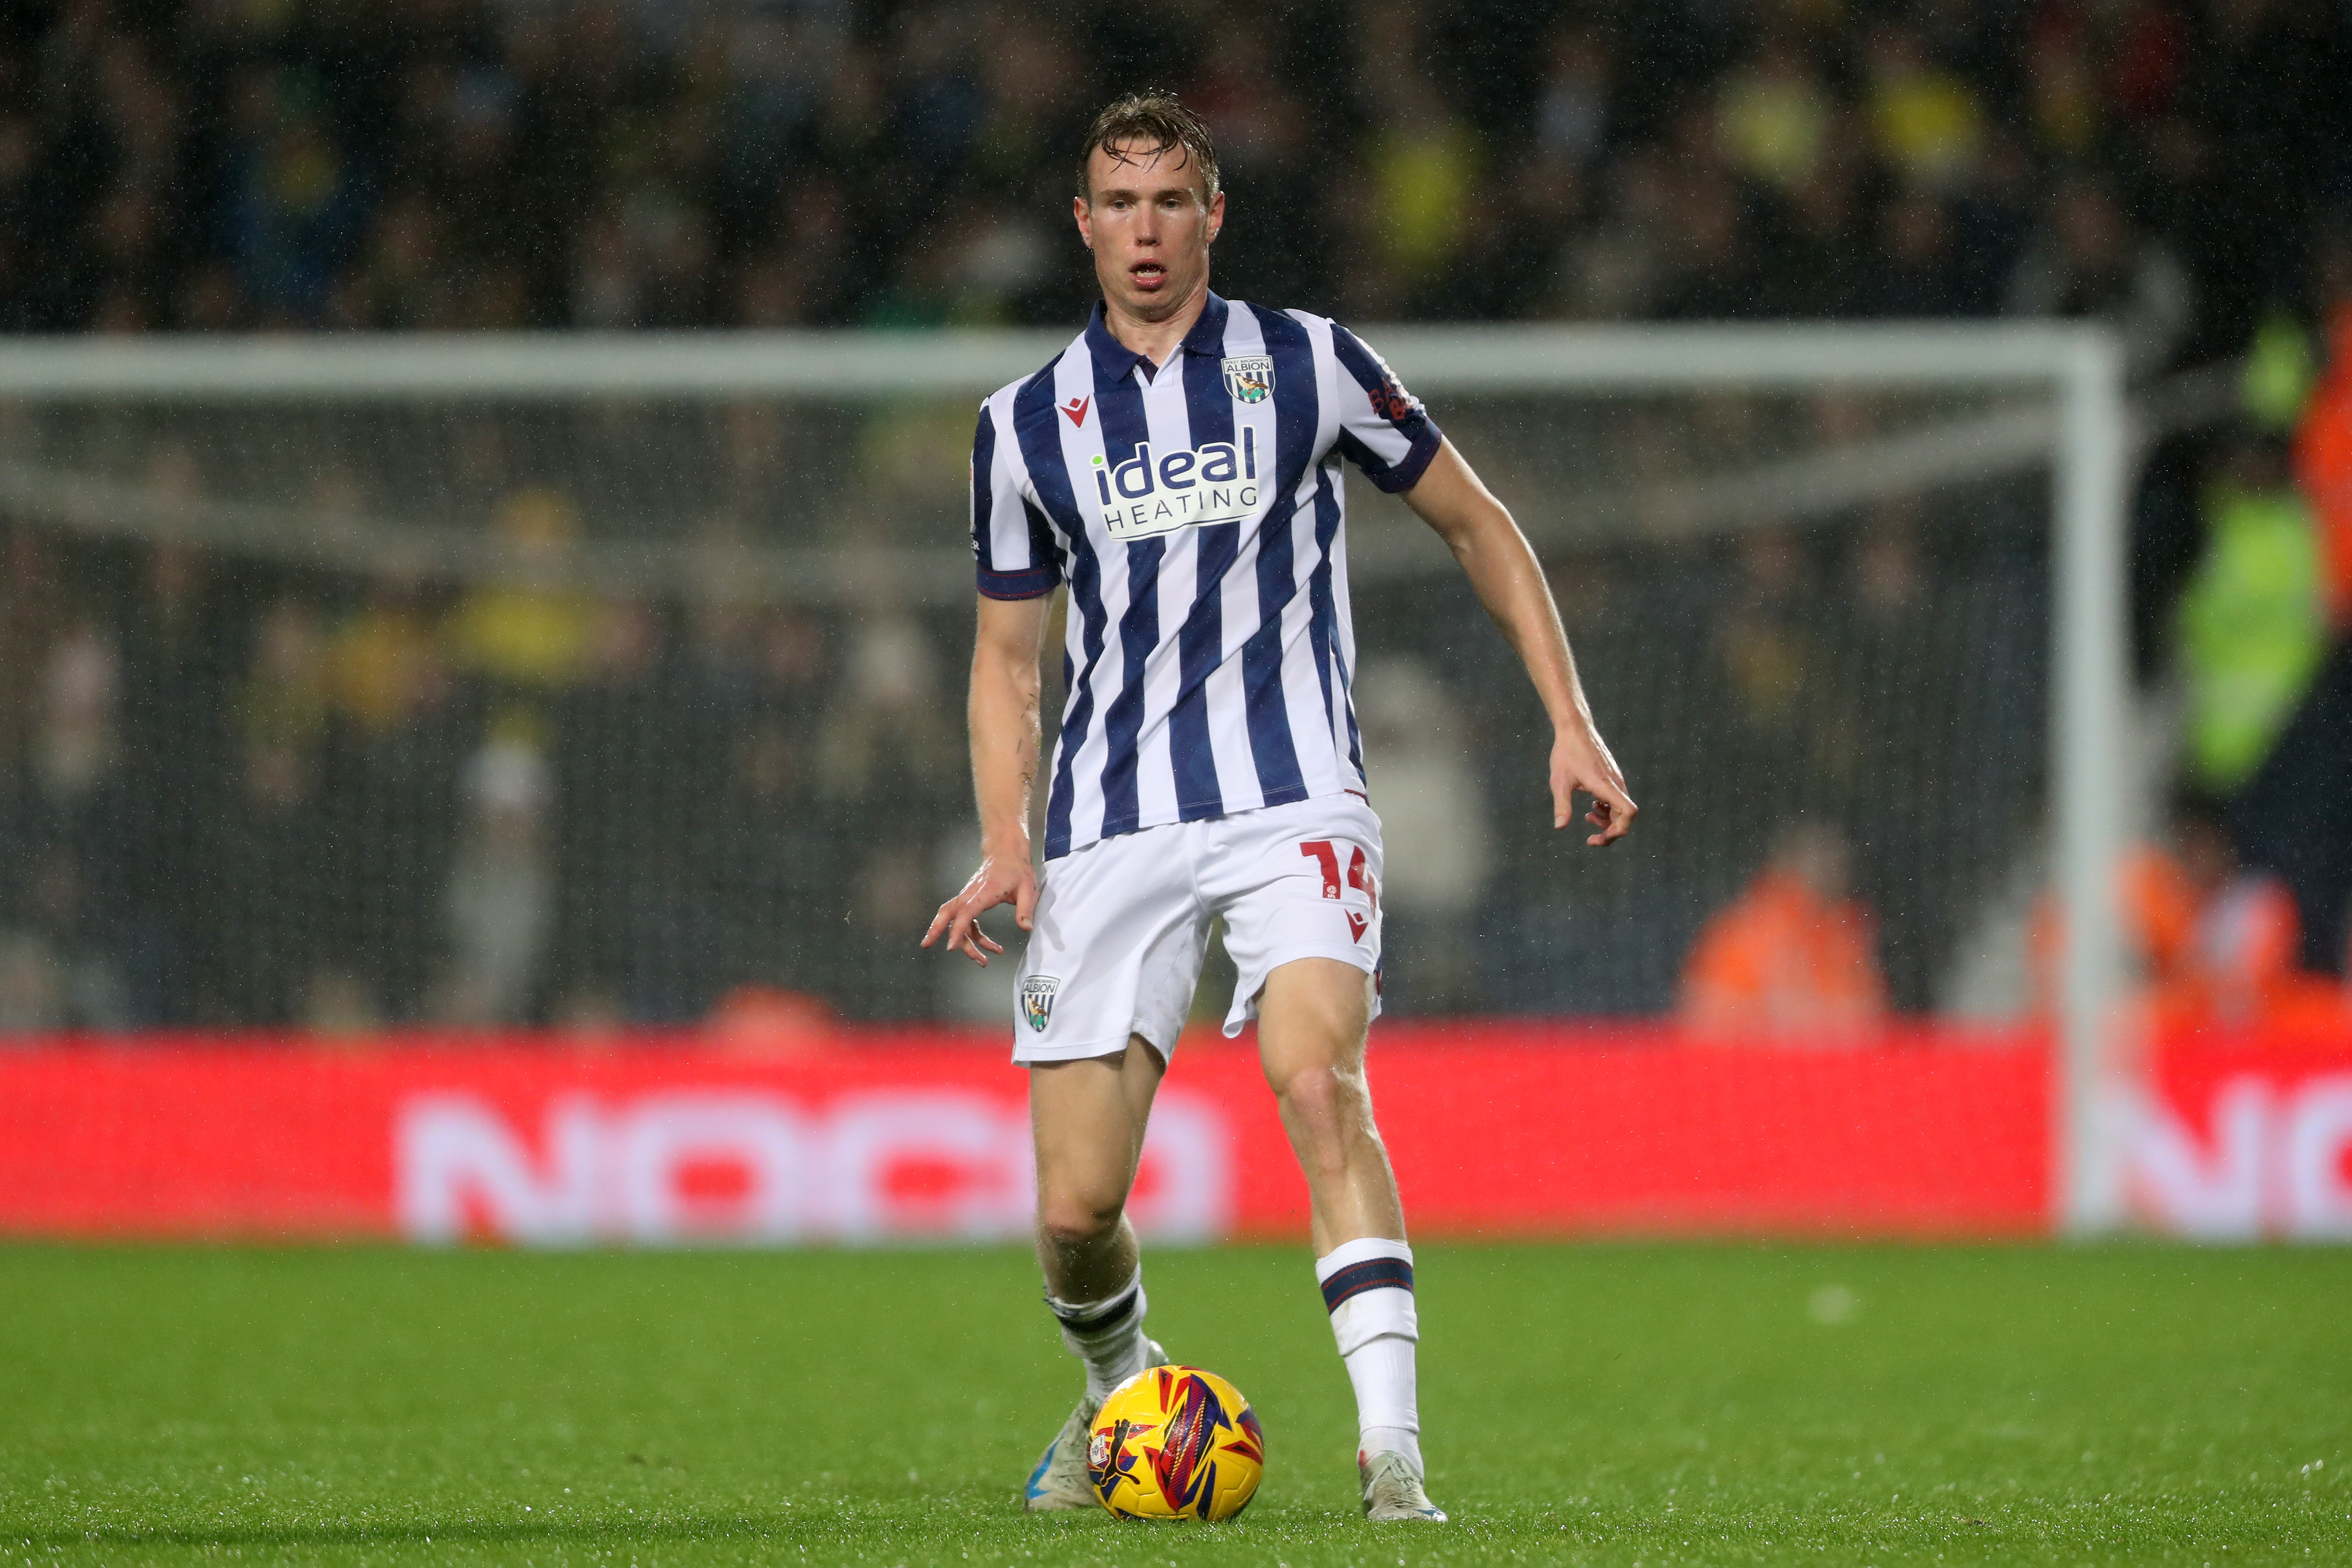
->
xmin=926 ymin=93 xmax=1634 ymax=1522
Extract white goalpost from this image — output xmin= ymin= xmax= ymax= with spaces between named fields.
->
xmin=0 ymin=322 xmax=2160 ymax=1232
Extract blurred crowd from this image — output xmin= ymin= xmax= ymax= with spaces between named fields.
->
xmin=4 ymin=0 xmax=2352 ymax=1040
xmin=0 ymin=498 xmax=978 ymax=1033
xmin=8 ymin=377 xmax=2351 ymax=1037
xmin=1674 ymin=243 xmax=2352 ymax=1042
xmin=0 ymin=0 xmax=2343 ymax=366
xmin=0 ymin=464 xmax=2057 ymax=1036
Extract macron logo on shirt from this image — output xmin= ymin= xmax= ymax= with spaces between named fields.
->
xmin=1088 ymin=427 xmax=1262 ymax=542
xmin=1061 ymin=395 xmax=1090 ymax=426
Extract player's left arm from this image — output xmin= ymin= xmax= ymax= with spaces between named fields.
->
xmin=1401 ymin=439 xmax=1637 ymax=847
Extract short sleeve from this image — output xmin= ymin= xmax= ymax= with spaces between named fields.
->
xmin=1329 ymin=323 xmax=1444 ymax=493
xmin=971 ymin=399 xmax=1063 ymax=600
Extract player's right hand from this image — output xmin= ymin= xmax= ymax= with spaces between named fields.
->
xmin=921 ymin=849 xmax=1037 ymax=966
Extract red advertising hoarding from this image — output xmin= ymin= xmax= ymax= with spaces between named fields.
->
xmin=2119 ymin=1027 xmax=2352 ymax=1239
xmin=0 ymin=1022 xmax=2343 ymax=1242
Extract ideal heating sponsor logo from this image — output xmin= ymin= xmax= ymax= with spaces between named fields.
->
xmin=1090 ymin=428 xmax=1261 ymax=541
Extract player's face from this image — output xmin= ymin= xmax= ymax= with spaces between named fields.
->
xmin=1075 ymin=140 xmax=1224 ymax=320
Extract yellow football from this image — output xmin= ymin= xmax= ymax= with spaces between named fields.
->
xmin=1085 ymin=1364 xmax=1265 ymax=1521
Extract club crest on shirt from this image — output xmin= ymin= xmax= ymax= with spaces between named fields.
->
xmin=1020 ymin=974 xmax=1060 ymax=1032
xmin=1221 ymin=355 xmax=1274 ymax=404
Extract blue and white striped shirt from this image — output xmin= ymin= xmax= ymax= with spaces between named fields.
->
xmin=971 ymin=292 xmax=1443 ymax=861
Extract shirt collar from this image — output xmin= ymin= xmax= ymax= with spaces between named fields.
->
xmin=1084 ymin=290 xmax=1231 ymax=384
xmin=1182 ymin=290 xmax=1231 ymax=357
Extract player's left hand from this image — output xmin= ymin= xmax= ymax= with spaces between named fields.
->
xmin=1552 ymin=723 xmax=1636 ymax=847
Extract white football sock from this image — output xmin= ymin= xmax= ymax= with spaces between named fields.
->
xmin=1046 ymin=1268 xmax=1151 ymax=1403
xmin=1346 ymin=1336 xmax=1422 ymax=1472
xmin=1316 ymin=1238 xmax=1422 ymax=1473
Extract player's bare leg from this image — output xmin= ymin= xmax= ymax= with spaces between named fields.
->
xmin=1257 ymin=957 xmax=1446 ymax=1521
xmin=1032 ymin=1035 xmax=1162 ymax=1298
xmin=1020 ymin=1037 xmax=1168 ymax=1511
xmin=1257 ymin=959 xmax=1403 ymax=1251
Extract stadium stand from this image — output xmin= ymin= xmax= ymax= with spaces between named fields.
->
xmin=0 ymin=1 xmax=2341 ymax=345
xmin=1 ymin=0 xmax=2349 ymax=1032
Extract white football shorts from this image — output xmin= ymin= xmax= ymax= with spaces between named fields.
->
xmin=1010 ymin=793 xmax=1384 ymax=1064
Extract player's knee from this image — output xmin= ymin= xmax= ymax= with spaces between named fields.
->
xmin=1269 ymin=1061 xmax=1370 ymax=1155
xmin=1036 ymin=1185 xmax=1125 ymax=1251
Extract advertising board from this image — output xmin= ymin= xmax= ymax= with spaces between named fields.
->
xmin=0 ymin=1023 xmax=2341 ymax=1242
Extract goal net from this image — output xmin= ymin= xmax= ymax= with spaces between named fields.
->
xmin=0 ymin=326 xmax=2149 ymax=1229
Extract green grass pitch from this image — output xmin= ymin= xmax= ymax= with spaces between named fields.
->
xmin=1 ymin=1243 xmax=2345 ymax=1566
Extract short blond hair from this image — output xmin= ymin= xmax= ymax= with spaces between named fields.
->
xmin=1077 ymin=92 xmax=1220 ymax=205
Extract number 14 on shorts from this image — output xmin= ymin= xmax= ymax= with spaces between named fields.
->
xmin=1300 ymin=839 xmax=1379 ymax=941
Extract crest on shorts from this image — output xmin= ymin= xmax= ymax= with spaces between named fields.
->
xmin=1020 ymin=974 xmax=1060 ymax=1033
xmin=1221 ymin=355 xmax=1274 ymax=404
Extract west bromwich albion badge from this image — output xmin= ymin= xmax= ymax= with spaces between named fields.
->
xmin=1221 ymin=355 xmax=1274 ymax=404
xmin=1020 ymin=974 xmax=1059 ymax=1032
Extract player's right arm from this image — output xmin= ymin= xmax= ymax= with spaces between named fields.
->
xmin=923 ymin=591 xmax=1051 ymax=965
xmin=927 ymin=393 xmax=1062 ymax=965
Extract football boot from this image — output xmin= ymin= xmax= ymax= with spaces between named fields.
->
xmin=1359 ymin=1449 xmax=1448 ymax=1522
xmin=1021 ymin=1339 xmax=1166 ymax=1512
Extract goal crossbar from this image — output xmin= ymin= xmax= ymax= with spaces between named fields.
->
xmin=0 ymin=322 xmax=2119 ymax=400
